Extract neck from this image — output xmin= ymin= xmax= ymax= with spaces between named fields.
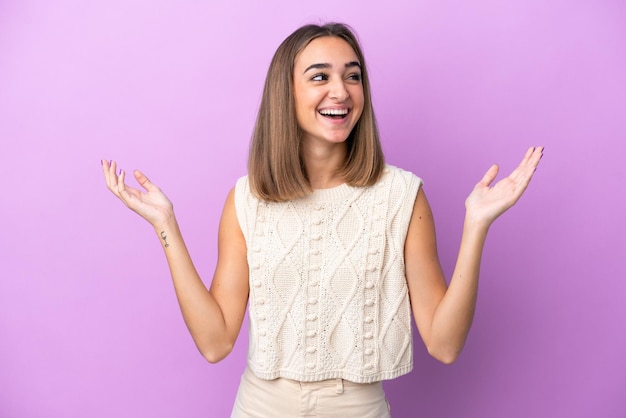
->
xmin=301 ymin=140 xmax=347 ymax=189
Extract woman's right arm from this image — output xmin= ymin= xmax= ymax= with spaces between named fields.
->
xmin=102 ymin=160 xmax=249 ymax=363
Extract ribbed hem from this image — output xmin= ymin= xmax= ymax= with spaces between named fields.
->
xmin=247 ymin=362 xmax=414 ymax=384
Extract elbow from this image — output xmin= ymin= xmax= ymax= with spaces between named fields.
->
xmin=202 ymin=351 xmax=226 ymax=364
xmin=427 ymin=345 xmax=461 ymax=365
xmin=435 ymin=353 xmax=459 ymax=366
xmin=199 ymin=342 xmax=234 ymax=364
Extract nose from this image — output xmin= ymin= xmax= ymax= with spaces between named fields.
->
xmin=328 ymin=79 xmax=349 ymax=101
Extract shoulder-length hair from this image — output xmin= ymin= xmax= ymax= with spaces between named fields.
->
xmin=248 ymin=22 xmax=385 ymax=202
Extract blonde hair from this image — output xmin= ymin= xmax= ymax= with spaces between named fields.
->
xmin=248 ymin=23 xmax=385 ymax=202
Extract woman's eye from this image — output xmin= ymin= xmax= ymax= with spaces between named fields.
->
xmin=311 ymin=73 xmax=328 ymax=81
xmin=348 ymin=73 xmax=362 ymax=82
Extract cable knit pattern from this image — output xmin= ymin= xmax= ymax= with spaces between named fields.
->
xmin=234 ymin=165 xmax=422 ymax=383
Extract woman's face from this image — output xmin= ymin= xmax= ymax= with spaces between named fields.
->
xmin=293 ymin=36 xmax=364 ymax=147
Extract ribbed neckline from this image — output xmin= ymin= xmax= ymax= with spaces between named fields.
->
xmin=302 ymin=165 xmax=395 ymax=203
xmin=305 ymin=182 xmax=355 ymax=202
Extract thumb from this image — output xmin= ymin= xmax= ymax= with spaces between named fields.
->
xmin=134 ymin=170 xmax=159 ymax=192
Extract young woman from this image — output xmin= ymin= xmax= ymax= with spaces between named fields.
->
xmin=102 ymin=23 xmax=543 ymax=417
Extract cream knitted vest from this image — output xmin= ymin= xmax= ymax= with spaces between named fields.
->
xmin=234 ymin=165 xmax=422 ymax=383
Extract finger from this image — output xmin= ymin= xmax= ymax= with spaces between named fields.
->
xmin=518 ymin=147 xmax=544 ymax=180
xmin=108 ymin=160 xmax=119 ymax=193
xmin=110 ymin=162 xmax=126 ymax=199
xmin=134 ymin=170 xmax=159 ymax=192
xmin=521 ymin=146 xmax=543 ymax=169
xmin=519 ymin=147 xmax=532 ymax=170
xmin=511 ymin=148 xmax=533 ymax=176
xmin=117 ymin=169 xmax=130 ymax=202
xmin=101 ymin=159 xmax=111 ymax=188
xmin=529 ymin=146 xmax=544 ymax=168
xmin=477 ymin=164 xmax=499 ymax=188
xmin=521 ymin=148 xmax=540 ymax=176
xmin=509 ymin=147 xmax=538 ymax=179
xmin=510 ymin=148 xmax=542 ymax=189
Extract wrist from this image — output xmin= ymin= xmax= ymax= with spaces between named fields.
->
xmin=463 ymin=214 xmax=491 ymax=236
xmin=153 ymin=217 xmax=182 ymax=250
xmin=152 ymin=214 xmax=179 ymax=235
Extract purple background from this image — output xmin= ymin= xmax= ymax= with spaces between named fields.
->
xmin=1 ymin=0 xmax=625 ymax=417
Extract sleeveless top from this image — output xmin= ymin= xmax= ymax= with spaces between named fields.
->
xmin=234 ymin=165 xmax=422 ymax=383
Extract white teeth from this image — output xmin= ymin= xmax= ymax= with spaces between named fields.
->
xmin=319 ymin=109 xmax=348 ymax=116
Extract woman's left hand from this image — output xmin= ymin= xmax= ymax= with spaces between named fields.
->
xmin=465 ymin=146 xmax=543 ymax=227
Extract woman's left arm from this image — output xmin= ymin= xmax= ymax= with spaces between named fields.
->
xmin=405 ymin=146 xmax=543 ymax=364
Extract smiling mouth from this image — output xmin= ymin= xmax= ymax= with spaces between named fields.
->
xmin=318 ymin=109 xmax=350 ymax=119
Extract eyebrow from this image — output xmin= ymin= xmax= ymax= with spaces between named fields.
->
xmin=303 ymin=61 xmax=362 ymax=74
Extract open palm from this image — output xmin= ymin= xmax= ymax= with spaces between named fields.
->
xmin=102 ymin=160 xmax=174 ymax=227
xmin=465 ymin=147 xmax=543 ymax=227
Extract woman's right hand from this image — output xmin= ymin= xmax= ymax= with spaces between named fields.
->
xmin=102 ymin=160 xmax=174 ymax=227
